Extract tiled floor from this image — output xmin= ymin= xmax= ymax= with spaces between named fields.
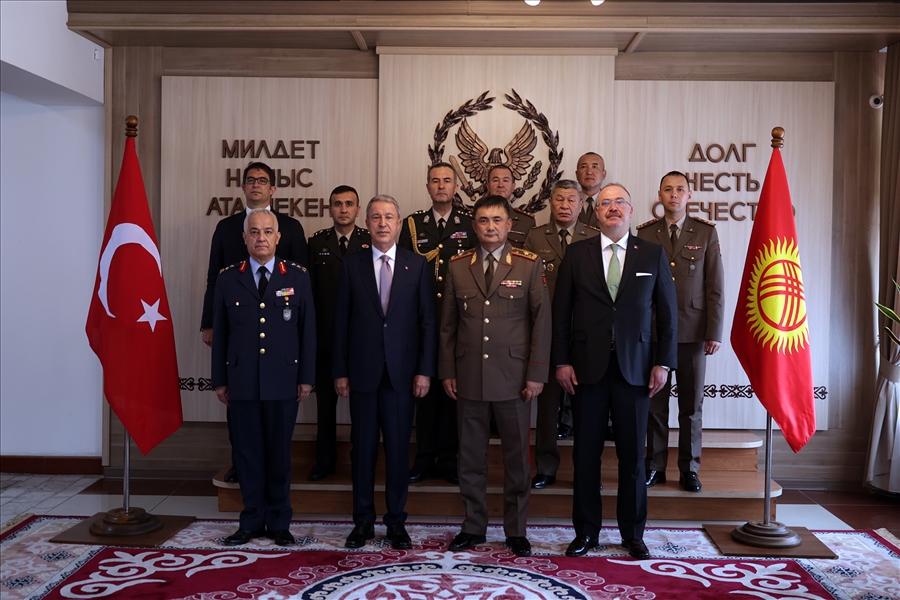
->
xmin=2 ymin=473 xmax=898 ymax=538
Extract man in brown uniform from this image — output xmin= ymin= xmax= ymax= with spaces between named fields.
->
xmin=637 ymin=171 xmax=724 ymax=493
xmin=485 ymin=165 xmax=535 ymax=248
xmin=439 ymin=194 xmax=551 ymax=558
xmin=575 ymin=152 xmax=607 ymax=228
xmin=524 ymin=179 xmax=599 ymax=489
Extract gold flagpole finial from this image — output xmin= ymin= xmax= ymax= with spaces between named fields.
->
xmin=771 ymin=127 xmax=784 ymax=149
xmin=125 ymin=116 xmax=139 ymax=138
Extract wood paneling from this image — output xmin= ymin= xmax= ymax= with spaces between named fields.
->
xmin=162 ymin=48 xmax=377 ymax=78
xmin=617 ymin=52 xmax=834 ymax=81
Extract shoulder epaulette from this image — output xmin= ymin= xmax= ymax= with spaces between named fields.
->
xmin=456 ymin=204 xmax=474 ymax=218
xmin=535 ymin=222 xmax=551 ymax=230
xmin=510 ymin=247 xmax=538 ymax=261
xmin=451 ymin=248 xmax=476 ymax=262
xmin=513 ymin=206 xmax=533 ymax=217
xmin=356 ymin=227 xmax=370 ymax=235
xmin=584 ymin=224 xmax=602 ymax=232
xmin=219 ymin=260 xmax=245 ymax=274
xmin=312 ymin=227 xmax=331 ymax=237
xmin=636 ymin=217 xmax=660 ymax=230
xmin=286 ymin=261 xmax=308 ymax=273
xmin=692 ymin=217 xmax=716 ymax=227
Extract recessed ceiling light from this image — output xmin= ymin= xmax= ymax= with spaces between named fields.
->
xmin=524 ymin=0 xmax=540 ymax=6
xmin=591 ymin=0 xmax=605 ymax=5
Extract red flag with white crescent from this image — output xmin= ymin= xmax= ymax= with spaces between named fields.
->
xmin=85 ymin=135 xmax=182 ymax=454
xmin=731 ymin=143 xmax=815 ymax=453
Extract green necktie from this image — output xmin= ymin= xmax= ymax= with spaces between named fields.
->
xmin=607 ymin=243 xmax=620 ymax=299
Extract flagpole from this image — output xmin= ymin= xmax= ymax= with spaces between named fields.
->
xmin=123 ymin=430 xmax=131 ymax=513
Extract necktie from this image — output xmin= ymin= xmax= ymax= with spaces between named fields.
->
xmin=607 ymin=243 xmax=620 ymax=300
xmin=669 ymin=223 xmax=679 ymax=251
xmin=559 ymin=229 xmax=569 ymax=255
xmin=584 ymin=198 xmax=594 ymax=219
xmin=438 ymin=218 xmax=445 ymax=238
xmin=257 ymin=266 xmax=268 ymax=297
xmin=379 ymin=255 xmax=392 ymax=314
xmin=484 ymin=253 xmax=495 ymax=289
xmin=339 ymin=235 xmax=348 ymax=256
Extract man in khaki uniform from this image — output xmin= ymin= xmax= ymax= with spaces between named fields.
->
xmin=524 ymin=179 xmax=599 ymax=489
xmin=485 ymin=164 xmax=536 ymax=248
xmin=575 ymin=152 xmax=607 ymax=228
xmin=439 ymin=194 xmax=551 ymax=558
xmin=637 ymin=171 xmax=724 ymax=493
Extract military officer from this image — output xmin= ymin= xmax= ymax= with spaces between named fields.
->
xmin=485 ymin=164 xmax=535 ymax=248
xmin=524 ymin=179 xmax=599 ymax=489
xmin=307 ymin=185 xmax=370 ymax=482
xmin=637 ymin=171 xmax=724 ymax=493
xmin=575 ymin=152 xmax=608 ymax=228
xmin=440 ymin=194 xmax=551 ymax=558
xmin=212 ymin=208 xmax=316 ymax=547
xmin=400 ymin=162 xmax=475 ymax=485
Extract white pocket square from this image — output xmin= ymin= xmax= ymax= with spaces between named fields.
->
xmin=636 ymin=272 xmax=652 ymax=277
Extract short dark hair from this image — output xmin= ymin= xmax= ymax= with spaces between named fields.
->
xmin=428 ymin=162 xmax=457 ymax=182
xmin=243 ymin=161 xmax=275 ymax=186
xmin=330 ymin=185 xmax=359 ymax=204
xmin=473 ymin=194 xmax=510 ymax=219
xmin=659 ymin=170 xmax=690 ymax=190
xmin=487 ymin=164 xmax=513 ymax=181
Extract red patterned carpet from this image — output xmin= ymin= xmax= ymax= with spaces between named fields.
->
xmin=2 ymin=516 xmax=898 ymax=599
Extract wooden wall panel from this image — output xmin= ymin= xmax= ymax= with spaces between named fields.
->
xmin=162 ymin=48 xmax=378 ymax=79
xmin=616 ymin=52 xmax=834 ymax=82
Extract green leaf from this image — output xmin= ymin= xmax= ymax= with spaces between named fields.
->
xmin=876 ymin=302 xmax=900 ymax=324
xmin=885 ymin=326 xmax=900 ymax=347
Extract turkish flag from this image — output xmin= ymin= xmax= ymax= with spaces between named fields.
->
xmin=85 ymin=135 xmax=183 ymax=454
xmin=731 ymin=142 xmax=815 ymax=453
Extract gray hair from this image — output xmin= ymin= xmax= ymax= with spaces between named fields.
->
xmin=366 ymin=194 xmax=401 ymax=217
xmin=243 ymin=208 xmax=279 ymax=233
xmin=600 ymin=182 xmax=632 ymax=201
xmin=550 ymin=179 xmax=583 ymax=196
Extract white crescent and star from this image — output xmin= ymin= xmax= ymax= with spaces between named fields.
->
xmin=98 ymin=222 xmax=167 ymax=332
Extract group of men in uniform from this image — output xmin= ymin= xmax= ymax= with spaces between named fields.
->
xmin=203 ymin=154 xmax=724 ymax=559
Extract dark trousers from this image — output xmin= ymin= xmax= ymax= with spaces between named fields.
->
xmin=534 ymin=377 xmax=562 ymax=476
xmin=229 ymin=398 xmax=298 ymax=531
xmin=313 ymin=352 xmax=339 ymax=468
xmin=412 ymin=379 xmax=458 ymax=474
xmin=348 ymin=366 xmax=415 ymax=527
xmin=646 ymin=341 xmax=706 ymax=473
xmin=571 ymin=352 xmax=650 ymax=542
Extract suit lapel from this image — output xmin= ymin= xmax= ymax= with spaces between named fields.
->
xmin=470 ymin=249 xmax=488 ymax=296
xmin=358 ymin=249 xmax=383 ymax=316
xmin=546 ymin=222 xmax=564 ymax=259
xmin=587 ymin=237 xmax=611 ymax=302
xmin=326 ymin=229 xmax=342 ymax=257
xmin=678 ymin=217 xmax=697 ymax=253
xmin=618 ymin=236 xmax=640 ymax=294
xmin=654 ymin=224 xmax=674 ymax=259
xmin=239 ymin=263 xmax=258 ymax=297
xmin=385 ymin=249 xmax=409 ymax=318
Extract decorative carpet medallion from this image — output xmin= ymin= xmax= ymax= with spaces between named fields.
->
xmin=2 ymin=517 xmax=898 ymax=600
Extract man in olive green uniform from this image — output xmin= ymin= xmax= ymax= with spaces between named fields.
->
xmin=575 ymin=152 xmax=607 ymax=229
xmin=485 ymin=164 xmax=535 ymax=248
xmin=524 ymin=180 xmax=599 ymax=489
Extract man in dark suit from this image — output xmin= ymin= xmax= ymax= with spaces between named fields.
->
xmin=306 ymin=185 xmax=370 ymax=482
xmin=211 ymin=209 xmax=316 ymax=547
xmin=440 ymin=195 xmax=551 ymax=558
xmin=333 ymin=195 xmax=437 ymax=550
xmin=552 ymin=183 xmax=677 ymax=560
xmin=201 ymin=161 xmax=308 ymax=483
xmin=524 ymin=179 xmax=599 ymax=489
xmin=637 ymin=171 xmax=725 ymax=493
xmin=400 ymin=162 xmax=475 ymax=485
xmin=485 ymin=165 xmax=535 ymax=248
xmin=575 ymin=152 xmax=607 ymax=229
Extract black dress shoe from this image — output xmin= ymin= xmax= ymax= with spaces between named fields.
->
xmin=556 ymin=424 xmax=572 ymax=440
xmin=622 ymin=538 xmax=650 ymax=559
xmin=266 ymin=529 xmax=295 ymax=546
xmin=531 ymin=474 xmax=557 ymax=489
xmin=680 ymin=471 xmax=702 ymax=492
xmin=645 ymin=470 xmax=666 ymax=488
xmin=408 ymin=465 xmax=429 ymax=483
xmin=443 ymin=469 xmax=459 ymax=485
xmin=223 ymin=465 xmax=238 ymax=483
xmin=307 ymin=464 xmax=336 ymax=481
xmin=345 ymin=522 xmax=375 ymax=548
xmin=385 ymin=524 xmax=412 ymax=550
xmin=505 ymin=536 xmax=531 ymax=557
xmin=448 ymin=531 xmax=486 ymax=551
xmin=221 ymin=528 xmax=265 ymax=546
xmin=565 ymin=535 xmax=600 ymax=556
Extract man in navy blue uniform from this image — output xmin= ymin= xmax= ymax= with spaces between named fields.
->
xmin=333 ymin=195 xmax=437 ymax=550
xmin=201 ymin=161 xmax=308 ymax=484
xmin=212 ymin=208 xmax=316 ymax=547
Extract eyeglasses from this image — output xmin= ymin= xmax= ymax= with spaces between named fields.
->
xmin=598 ymin=199 xmax=631 ymax=208
xmin=244 ymin=177 xmax=271 ymax=186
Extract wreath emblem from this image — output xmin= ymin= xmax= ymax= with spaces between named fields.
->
xmin=428 ymin=89 xmax=563 ymax=215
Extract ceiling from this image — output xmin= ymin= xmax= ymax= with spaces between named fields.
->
xmin=66 ymin=1 xmax=900 ymax=54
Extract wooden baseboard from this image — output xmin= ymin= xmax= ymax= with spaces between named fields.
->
xmin=0 ymin=456 xmax=103 ymax=475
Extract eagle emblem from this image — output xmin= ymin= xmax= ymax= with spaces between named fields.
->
xmin=450 ymin=118 xmax=537 ymax=202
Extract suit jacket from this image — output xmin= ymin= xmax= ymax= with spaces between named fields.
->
xmin=524 ymin=220 xmax=600 ymax=300
xmin=439 ymin=243 xmax=551 ymax=401
xmin=211 ymin=258 xmax=316 ymax=400
xmin=307 ymin=226 xmax=371 ymax=354
xmin=551 ymin=234 xmax=678 ymax=387
xmin=636 ymin=216 xmax=725 ymax=343
xmin=201 ymin=210 xmax=308 ymax=329
xmin=332 ymin=246 xmax=437 ymax=393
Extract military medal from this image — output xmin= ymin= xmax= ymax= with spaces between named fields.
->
xmin=501 ymin=280 xmax=523 ymax=287
xmin=278 ymin=288 xmax=294 ymax=320
xmin=283 ymin=308 xmax=292 ymax=321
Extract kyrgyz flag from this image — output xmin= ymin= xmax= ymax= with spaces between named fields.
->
xmin=731 ymin=135 xmax=815 ymax=453
xmin=85 ymin=129 xmax=183 ymax=454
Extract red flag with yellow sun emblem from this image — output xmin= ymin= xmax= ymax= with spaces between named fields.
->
xmin=731 ymin=130 xmax=815 ymax=453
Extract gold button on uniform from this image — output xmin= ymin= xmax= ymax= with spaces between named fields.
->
xmin=260 ymin=348 xmax=266 ymax=354
xmin=483 ymin=336 xmax=489 ymax=341
xmin=438 ymin=276 xmax=443 ymax=282
xmin=260 ymin=317 xmax=266 ymax=323
xmin=484 ymin=318 xmax=489 ymax=323
xmin=439 ymin=259 xmax=444 ymax=265
xmin=437 ymin=293 xmax=442 ymax=298
xmin=259 ymin=302 xmax=265 ymax=309
xmin=483 ymin=354 xmax=489 ymax=359
xmin=235 ymin=301 xmax=240 ymax=306
xmin=670 ymin=262 xmax=675 ymax=267
xmin=485 ymin=300 xmax=490 ymax=305
xmin=438 ymin=244 xmax=443 ymax=249
xmin=259 ymin=332 xmax=265 ymax=338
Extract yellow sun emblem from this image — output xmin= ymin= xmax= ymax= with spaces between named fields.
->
xmin=745 ymin=238 xmax=809 ymax=354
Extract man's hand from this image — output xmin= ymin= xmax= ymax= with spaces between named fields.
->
xmin=556 ymin=366 xmax=578 ymax=395
xmin=443 ymin=378 xmax=458 ymax=400
xmin=413 ymin=375 xmax=430 ymax=398
xmin=334 ymin=377 xmax=350 ymax=398
xmin=215 ymin=385 xmax=229 ymax=406
xmin=648 ymin=366 xmax=669 ymax=397
xmin=705 ymin=340 xmax=722 ymax=355
xmin=297 ymin=384 xmax=313 ymax=403
xmin=521 ymin=381 xmax=543 ymax=402
xmin=201 ymin=328 xmax=213 ymax=347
